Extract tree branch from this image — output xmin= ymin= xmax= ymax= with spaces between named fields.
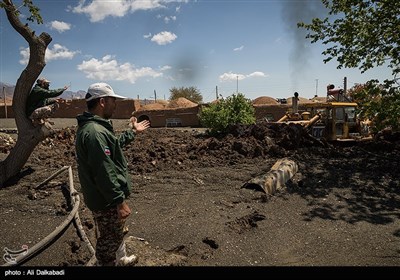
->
xmin=0 ymin=0 xmax=54 ymax=184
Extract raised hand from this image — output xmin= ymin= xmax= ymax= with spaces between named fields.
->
xmin=129 ymin=117 xmax=150 ymax=132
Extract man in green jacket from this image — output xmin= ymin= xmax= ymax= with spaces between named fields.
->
xmin=26 ymin=77 xmax=69 ymax=127
xmin=75 ymin=82 xmax=150 ymax=266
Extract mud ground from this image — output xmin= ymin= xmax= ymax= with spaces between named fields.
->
xmin=0 ymin=118 xmax=400 ymax=269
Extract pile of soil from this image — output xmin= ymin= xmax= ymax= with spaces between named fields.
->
xmin=286 ymin=97 xmax=312 ymax=104
xmin=0 ymin=121 xmax=400 ymax=267
xmin=252 ymin=96 xmax=279 ymax=105
xmin=0 ymin=132 xmax=15 ymax=153
xmin=167 ymin=97 xmax=198 ymax=108
xmin=139 ymin=103 xmax=166 ymax=111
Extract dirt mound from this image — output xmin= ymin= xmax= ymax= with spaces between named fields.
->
xmin=155 ymin=100 xmax=169 ymax=106
xmin=286 ymin=96 xmax=312 ymax=104
xmin=123 ymin=122 xmax=325 ymax=174
xmin=167 ymin=98 xmax=197 ymax=109
xmin=252 ymin=96 xmax=279 ymax=105
xmin=310 ymin=96 xmax=327 ymax=103
xmin=138 ymin=103 xmax=166 ymax=111
xmin=4 ymin=123 xmax=400 ymax=176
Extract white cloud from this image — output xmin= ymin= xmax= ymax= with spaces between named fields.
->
xmin=160 ymin=65 xmax=172 ymax=71
xmin=77 ymin=55 xmax=163 ymax=83
xmin=48 ymin=20 xmax=71 ymax=33
xmin=130 ymin=0 xmax=165 ymax=11
xmin=19 ymin=44 xmax=79 ymax=65
xmin=219 ymin=72 xmax=246 ymax=82
xmin=143 ymin=33 xmax=152 ymax=39
xmin=19 ymin=48 xmax=29 ymax=65
xmin=47 ymin=44 xmax=79 ymax=60
xmin=233 ymin=46 xmax=244 ymax=51
xmin=219 ymin=71 xmax=268 ymax=82
xmin=164 ymin=15 xmax=176 ymax=23
xmin=72 ymin=0 xmax=131 ymax=22
xmin=248 ymin=71 xmax=267 ymax=78
xmin=73 ymin=0 xmax=189 ymax=22
xmin=150 ymin=31 xmax=177 ymax=45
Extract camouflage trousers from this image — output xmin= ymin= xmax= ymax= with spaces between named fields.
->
xmin=29 ymin=103 xmax=59 ymax=124
xmin=92 ymin=207 xmax=126 ymax=266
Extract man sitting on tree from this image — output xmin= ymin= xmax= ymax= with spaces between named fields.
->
xmin=26 ymin=77 xmax=69 ymax=128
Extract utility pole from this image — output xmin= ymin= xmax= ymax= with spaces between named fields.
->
xmin=343 ymin=76 xmax=347 ymax=94
xmin=315 ymin=79 xmax=319 ymax=97
xmin=154 ymin=90 xmax=157 ymax=101
xmin=216 ymin=86 xmax=218 ymax=100
xmin=3 ymin=86 xmax=7 ymax=119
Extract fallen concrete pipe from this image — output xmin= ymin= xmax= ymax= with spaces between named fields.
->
xmin=242 ymin=158 xmax=298 ymax=194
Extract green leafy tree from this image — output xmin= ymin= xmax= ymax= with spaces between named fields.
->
xmin=347 ymin=80 xmax=400 ymax=132
xmin=298 ymin=0 xmax=400 ymax=77
xmin=199 ymin=93 xmax=255 ymax=135
xmin=169 ymin=86 xmax=203 ymax=104
xmin=0 ymin=0 xmax=42 ymax=23
xmin=298 ymin=0 xmax=400 ymax=134
xmin=1 ymin=0 xmax=53 ymax=186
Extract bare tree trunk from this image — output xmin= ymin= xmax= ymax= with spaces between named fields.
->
xmin=0 ymin=0 xmax=53 ymax=186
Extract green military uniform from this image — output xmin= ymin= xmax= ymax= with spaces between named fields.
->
xmin=75 ymin=112 xmax=136 ymax=265
xmin=26 ymin=84 xmax=65 ymax=117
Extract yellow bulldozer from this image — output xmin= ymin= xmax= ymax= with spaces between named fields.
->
xmin=277 ymin=86 xmax=371 ymax=142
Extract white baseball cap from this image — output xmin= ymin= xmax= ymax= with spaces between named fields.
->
xmin=86 ymin=82 xmax=127 ymax=101
xmin=37 ymin=77 xmax=51 ymax=84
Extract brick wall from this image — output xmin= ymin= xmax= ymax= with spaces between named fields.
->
xmin=0 ymin=105 xmax=15 ymax=118
xmin=113 ymin=100 xmax=141 ymax=119
xmin=254 ymin=104 xmax=289 ymax=122
xmin=53 ymin=99 xmax=86 ymax=118
xmin=0 ymin=99 xmax=142 ymax=119
xmin=0 ymin=102 xmax=295 ymax=125
xmin=134 ymin=106 xmax=200 ymax=127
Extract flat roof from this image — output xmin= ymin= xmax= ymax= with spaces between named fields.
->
xmin=303 ymin=102 xmax=357 ymax=108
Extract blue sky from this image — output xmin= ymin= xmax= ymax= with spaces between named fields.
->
xmin=0 ymin=0 xmax=392 ymax=103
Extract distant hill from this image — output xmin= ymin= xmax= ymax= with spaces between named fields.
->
xmin=61 ymin=90 xmax=86 ymax=99
xmin=0 ymin=82 xmax=86 ymax=101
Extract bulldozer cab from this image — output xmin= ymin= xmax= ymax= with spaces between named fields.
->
xmin=302 ymin=102 xmax=358 ymax=141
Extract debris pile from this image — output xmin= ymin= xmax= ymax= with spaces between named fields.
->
xmin=0 ymin=132 xmax=15 ymax=153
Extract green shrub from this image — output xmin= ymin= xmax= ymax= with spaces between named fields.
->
xmin=199 ymin=93 xmax=255 ymax=135
xmin=349 ymin=79 xmax=400 ymax=133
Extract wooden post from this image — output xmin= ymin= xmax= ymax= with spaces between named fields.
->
xmin=3 ymin=86 xmax=7 ymax=119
